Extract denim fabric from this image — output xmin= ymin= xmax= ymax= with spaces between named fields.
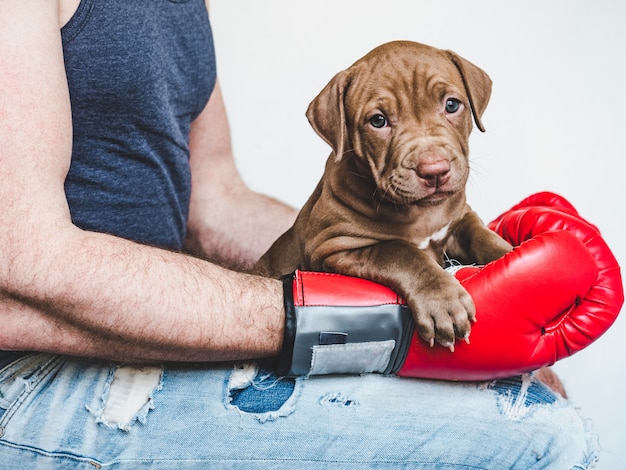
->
xmin=0 ymin=354 xmax=598 ymax=469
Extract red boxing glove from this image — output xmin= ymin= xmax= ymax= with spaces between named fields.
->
xmin=401 ymin=192 xmax=623 ymax=379
xmin=279 ymin=192 xmax=623 ymax=380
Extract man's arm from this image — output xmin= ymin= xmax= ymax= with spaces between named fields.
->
xmin=0 ymin=1 xmax=285 ymax=363
xmin=185 ymin=82 xmax=298 ymax=270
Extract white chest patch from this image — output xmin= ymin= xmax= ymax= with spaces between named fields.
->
xmin=418 ymin=223 xmax=450 ymax=250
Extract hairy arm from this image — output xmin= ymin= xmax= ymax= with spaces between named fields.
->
xmin=0 ymin=1 xmax=286 ymax=363
xmin=184 ymin=82 xmax=297 ymax=270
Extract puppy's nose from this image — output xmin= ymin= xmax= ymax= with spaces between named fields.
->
xmin=416 ymin=160 xmax=451 ymax=187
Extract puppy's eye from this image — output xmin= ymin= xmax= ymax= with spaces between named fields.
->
xmin=445 ymin=98 xmax=461 ymax=114
xmin=369 ymin=114 xmax=387 ymax=128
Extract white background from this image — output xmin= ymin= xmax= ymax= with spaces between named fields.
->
xmin=210 ymin=1 xmax=626 ymax=467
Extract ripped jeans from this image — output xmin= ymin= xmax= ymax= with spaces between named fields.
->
xmin=0 ymin=353 xmax=598 ymax=469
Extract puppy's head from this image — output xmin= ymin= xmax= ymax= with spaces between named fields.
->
xmin=306 ymin=41 xmax=491 ymax=207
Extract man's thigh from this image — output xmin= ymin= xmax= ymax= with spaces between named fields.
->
xmin=0 ymin=355 xmax=598 ymax=469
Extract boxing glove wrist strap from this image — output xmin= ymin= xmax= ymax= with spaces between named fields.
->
xmin=278 ymin=271 xmax=415 ymax=377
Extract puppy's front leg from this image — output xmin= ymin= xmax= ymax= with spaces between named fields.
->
xmin=322 ymin=241 xmax=475 ymax=349
xmin=449 ymin=210 xmax=513 ymax=265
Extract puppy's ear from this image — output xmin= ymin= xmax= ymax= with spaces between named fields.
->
xmin=445 ymin=50 xmax=492 ymax=132
xmin=306 ymin=70 xmax=351 ymax=161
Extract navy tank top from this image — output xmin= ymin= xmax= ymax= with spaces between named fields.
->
xmin=61 ymin=0 xmax=217 ymax=250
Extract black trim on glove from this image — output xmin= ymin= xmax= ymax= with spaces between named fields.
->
xmin=277 ymin=273 xmax=297 ymax=375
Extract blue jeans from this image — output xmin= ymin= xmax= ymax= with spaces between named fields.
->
xmin=0 ymin=353 xmax=598 ymax=469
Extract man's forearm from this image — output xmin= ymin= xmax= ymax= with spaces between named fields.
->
xmin=185 ymin=81 xmax=299 ymax=271
xmin=186 ymin=187 xmax=298 ymax=271
xmin=0 ymin=228 xmax=285 ymax=362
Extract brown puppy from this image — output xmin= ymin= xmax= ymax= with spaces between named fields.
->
xmin=255 ymin=41 xmax=512 ymax=349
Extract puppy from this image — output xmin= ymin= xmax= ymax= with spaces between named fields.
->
xmin=255 ymin=41 xmax=512 ymax=349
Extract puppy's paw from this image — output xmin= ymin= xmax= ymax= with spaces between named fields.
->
xmin=408 ymin=275 xmax=475 ymax=350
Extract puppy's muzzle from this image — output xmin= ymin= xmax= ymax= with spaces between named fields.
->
xmin=416 ymin=158 xmax=451 ymax=188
